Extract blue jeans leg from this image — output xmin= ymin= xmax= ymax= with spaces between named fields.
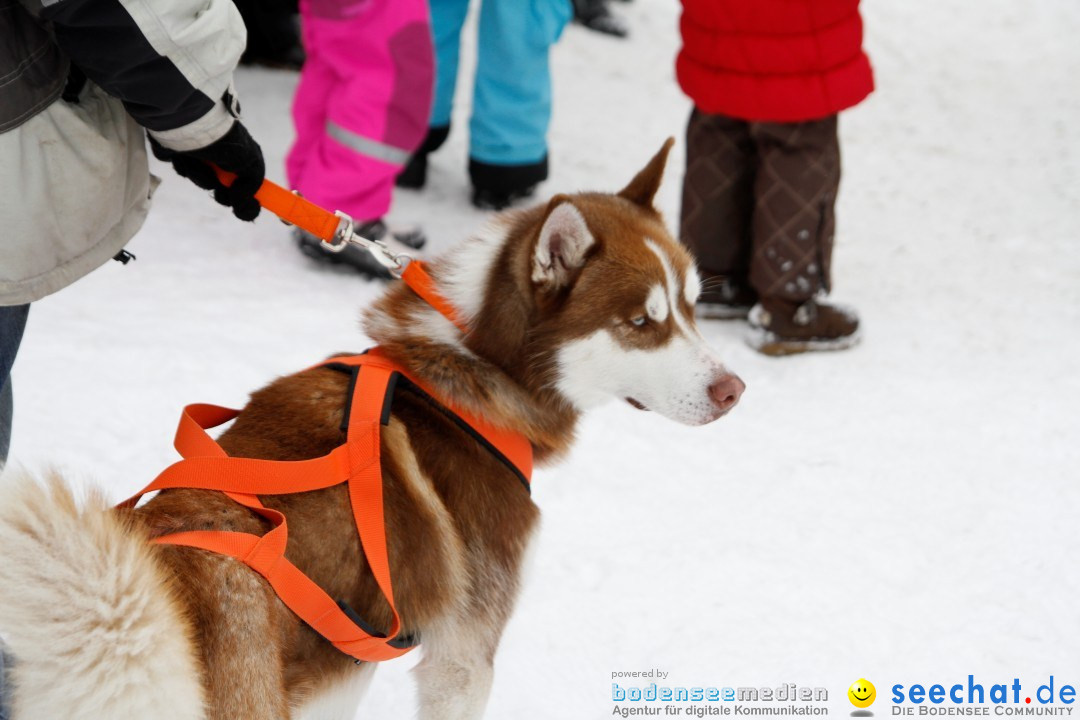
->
xmin=0 ymin=644 xmax=12 ymax=720
xmin=0 ymin=304 xmax=30 ymax=467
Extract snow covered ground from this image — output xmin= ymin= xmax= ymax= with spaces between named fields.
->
xmin=5 ymin=0 xmax=1080 ymax=716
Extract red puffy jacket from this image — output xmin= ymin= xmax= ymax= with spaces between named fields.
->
xmin=677 ymin=0 xmax=874 ymax=123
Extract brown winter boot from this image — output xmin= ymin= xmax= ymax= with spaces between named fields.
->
xmin=740 ymin=116 xmax=860 ymax=355
xmin=747 ymin=296 xmax=860 ymax=356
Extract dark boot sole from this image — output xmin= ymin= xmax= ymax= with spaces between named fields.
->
xmin=696 ymin=302 xmax=753 ymax=321
xmin=745 ymin=324 xmax=862 ymax=356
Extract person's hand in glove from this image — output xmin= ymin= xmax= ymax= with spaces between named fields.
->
xmin=149 ymin=121 xmax=265 ymax=221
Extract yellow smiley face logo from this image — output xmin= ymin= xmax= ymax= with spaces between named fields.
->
xmin=848 ymin=679 xmax=876 ymax=708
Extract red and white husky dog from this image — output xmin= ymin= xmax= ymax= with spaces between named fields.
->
xmin=0 ymin=140 xmax=742 ymax=720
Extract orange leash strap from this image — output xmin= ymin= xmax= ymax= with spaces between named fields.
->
xmin=215 ymin=168 xmax=341 ymax=241
xmin=214 ymin=169 xmax=469 ymax=335
xmin=400 ymin=262 xmax=469 ymax=334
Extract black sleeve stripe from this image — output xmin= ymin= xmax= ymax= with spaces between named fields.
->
xmin=43 ymin=0 xmax=215 ymax=131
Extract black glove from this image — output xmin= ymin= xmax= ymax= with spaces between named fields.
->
xmin=149 ymin=121 xmax=265 ymax=221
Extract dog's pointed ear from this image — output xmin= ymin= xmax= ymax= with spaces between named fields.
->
xmin=618 ymin=137 xmax=675 ymax=210
xmin=532 ymin=195 xmax=596 ymax=289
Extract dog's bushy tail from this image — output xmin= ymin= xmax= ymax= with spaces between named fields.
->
xmin=0 ymin=473 xmax=204 ymax=720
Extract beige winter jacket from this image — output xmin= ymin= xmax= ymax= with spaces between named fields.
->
xmin=0 ymin=0 xmax=246 ymax=305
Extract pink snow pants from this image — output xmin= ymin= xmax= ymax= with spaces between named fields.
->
xmin=286 ymin=0 xmax=434 ymax=222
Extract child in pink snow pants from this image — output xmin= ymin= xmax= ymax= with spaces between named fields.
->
xmin=287 ymin=0 xmax=434 ymax=276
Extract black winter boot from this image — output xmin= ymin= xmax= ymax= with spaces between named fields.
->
xmin=396 ymin=125 xmax=451 ymax=190
xmin=573 ymin=0 xmax=629 ymax=37
xmin=471 ymin=186 xmax=538 ymax=211
xmin=469 ymin=156 xmax=547 ymax=211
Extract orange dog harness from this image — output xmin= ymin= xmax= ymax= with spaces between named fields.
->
xmin=119 ymin=264 xmax=532 ymax=663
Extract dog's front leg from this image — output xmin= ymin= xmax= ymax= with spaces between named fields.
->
xmin=293 ymin=663 xmax=376 ymax=720
xmin=412 ymin=612 xmax=503 ymax=720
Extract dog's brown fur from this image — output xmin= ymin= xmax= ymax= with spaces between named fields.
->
xmin=129 ymin=367 xmax=538 ymax=716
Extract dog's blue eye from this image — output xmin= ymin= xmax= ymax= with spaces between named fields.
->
xmin=631 ymin=316 xmax=647 ymax=327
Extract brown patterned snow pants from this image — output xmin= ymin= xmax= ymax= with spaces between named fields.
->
xmin=679 ymin=108 xmax=841 ymax=303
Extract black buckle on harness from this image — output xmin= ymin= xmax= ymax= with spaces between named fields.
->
xmin=336 ymin=599 xmax=419 ymax=663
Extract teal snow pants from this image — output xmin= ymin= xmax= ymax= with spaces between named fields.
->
xmin=429 ymin=0 xmax=571 ymax=188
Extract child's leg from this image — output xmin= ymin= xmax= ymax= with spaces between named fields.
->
xmin=679 ymin=108 xmax=756 ymax=303
xmin=746 ymin=116 xmax=858 ymax=355
xmin=747 ymin=116 xmax=841 ymax=303
xmin=289 ymin=0 xmax=434 ymax=221
xmin=469 ymin=0 xmax=571 ymax=197
xmin=394 ymin=0 xmax=469 ymax=190
xmin=285 ymin=7 xmax=332 ymax=191
xmin=429 ymin=0 xmax=472 ymax=131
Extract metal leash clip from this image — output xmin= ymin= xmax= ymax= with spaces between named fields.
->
xmin=321 ymin=210 xmax=412 ymax=278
